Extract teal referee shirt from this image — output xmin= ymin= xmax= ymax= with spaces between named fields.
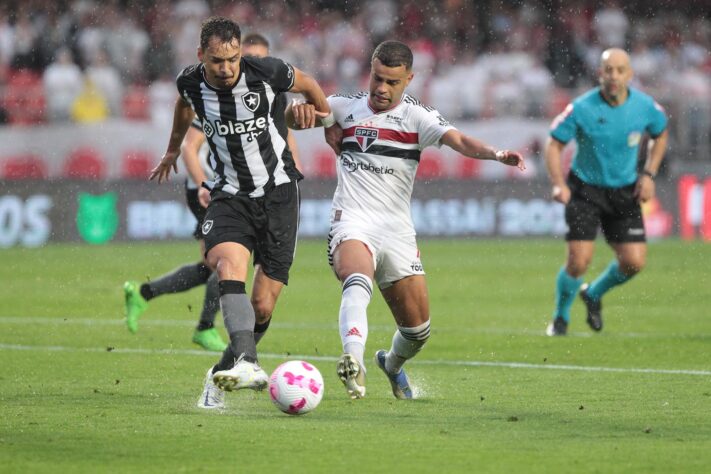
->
xmin=550 ymin=86 xmax=667 ymax=188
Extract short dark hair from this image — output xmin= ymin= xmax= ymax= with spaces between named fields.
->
xmin=371 ymin=40 xmax=413 ymax=70
xmin=243 ymin=33 xmax=270 ymax=49
xmin=200 ymin=17 xmax=241 ymax=51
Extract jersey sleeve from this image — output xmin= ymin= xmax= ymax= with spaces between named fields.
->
xmin=190 ymin=116 xmax=202 ymax=130
xmin=416 ymin=106 xmax=456 ymax=149
xmin=326 ymin=95 xmax=350 ymax=125
xmin=259 ymin=57 xmax=296 ymax=92
xmin=646 ymin=100 xmax=668 ymax=138
xmin=549 ymin=103 xmax=577 ymax=144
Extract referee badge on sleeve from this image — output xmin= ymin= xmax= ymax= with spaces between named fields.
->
xmin=202 ymin=220 xmax=214 ymax=235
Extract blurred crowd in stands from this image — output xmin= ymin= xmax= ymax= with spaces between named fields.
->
xmin=0 ymin=0 xmax=709 ymax=159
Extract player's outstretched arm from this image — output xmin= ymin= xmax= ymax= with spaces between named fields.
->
xmin=288 ymin=68 xmax=333 ymax=129
xmin=441 ymin=129 xmax=525 ymax=170
xmin=543 ymin=136 xmax=570 ymax=204
xmin=150 ymin=96 xmax=195 ymax=183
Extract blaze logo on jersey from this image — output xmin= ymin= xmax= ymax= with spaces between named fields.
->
xmin=241 ymin=92 xmax=260 ymax=112
xmin=355 ymin=127 xmax=378 ymax=151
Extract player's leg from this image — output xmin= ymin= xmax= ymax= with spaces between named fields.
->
xmin=123 ymin=261 xmax=211 ymax=334
xmin=251 ymin=263 xmax=284 ymax=345
xmin=581 ymin=242 xmax=646 ymax=329
xmin=249 ymin=180 xmax=299 ymax=345
xmin=208 ymin=241 xmax=268 ymax=391
xmin=202 ymin=193 xmax=270 ymax=391
xmin=549 ymin=176 xmax=600 ymax=335
xmin=332 ymin=239 xmax=375 ymax=399
xmin=549 ymin=240 xmax=594 ymax=334
xmin=580 ymin=186 xmax=646 ymax=331
xmin=376 ymin=274 xmax=429 ymax=400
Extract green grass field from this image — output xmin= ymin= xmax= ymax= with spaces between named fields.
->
xmin=1 ymin=239 xmax=709 ymax=473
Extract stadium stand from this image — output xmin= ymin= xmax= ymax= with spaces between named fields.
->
xmin=121 ymin=150 xmax=153 ymax=179
xmin=2 ymin=154 xmax=46 ymax=179
xmin=62 ymin=147 xmax=106 ymax=180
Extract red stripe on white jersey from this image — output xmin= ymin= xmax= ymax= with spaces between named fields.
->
xmin=342 ymin=126 xmax=419 ymax=144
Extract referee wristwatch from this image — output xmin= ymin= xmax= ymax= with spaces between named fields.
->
xmin=642 ymin=169 xmax=656 ymax=180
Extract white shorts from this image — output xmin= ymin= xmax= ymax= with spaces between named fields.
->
xmin=327 ymin=221 xmax=425 ymax=289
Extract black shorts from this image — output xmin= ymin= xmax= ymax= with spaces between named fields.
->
xmin=201 ymin=181 xmax=300 ymax=285
xmin=185 ymin=186 xmax=207 ymax=240
xmin=565 ymin=172 xmax=646 ymax=243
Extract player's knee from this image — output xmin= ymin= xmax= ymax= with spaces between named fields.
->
xmin=620 ymin=257 xmax=645 ymax=276
xmin=566 ymin=256 xmax=590 ymax=277
xmin=251 ymin=294 xmax=275 ymax=322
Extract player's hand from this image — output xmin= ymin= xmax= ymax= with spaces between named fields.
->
xmin=150 ymin=150 xmax=180 ymax=183
xmin=291 ymin=100 xmax=317 ymax=129
xmin=551 ymin=184 xmax=571 ymax=204
xmin=495 ymin=150 xmax=526 ymax=171
xmin=198 ymin=187 xmax=211 ymax=208
xmin=324 ymin=123 xmax=343 ymax=155
xmin=634 ymin=175 xmax=655 ymax=203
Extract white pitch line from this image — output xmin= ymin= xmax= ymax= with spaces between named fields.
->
xmin=1 ymin=317 xmax=708 ymax=339
xmin=0 ymin=343 xmax=709 ymax=377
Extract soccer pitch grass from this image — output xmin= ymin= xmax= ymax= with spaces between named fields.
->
xmin=1 ymin=239 xmax=709 ymax=473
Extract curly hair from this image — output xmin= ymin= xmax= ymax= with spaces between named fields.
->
xmin=200 ymin=17 xmax=241 ymax=51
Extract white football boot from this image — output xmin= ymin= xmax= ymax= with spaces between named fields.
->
xmin=212 ymin=356 xmax=269 ymax=392
xmin=337 ymin=353 xmax=366 ymax=399
xmin=197 ymin=368 xmax=225 ymax=409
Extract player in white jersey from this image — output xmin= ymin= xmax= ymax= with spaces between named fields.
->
xmin=289 ymin=40 xmax=525 ymax=400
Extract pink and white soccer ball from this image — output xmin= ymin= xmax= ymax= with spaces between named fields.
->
xmin=269 ymin=360 xmax=324 ymax=415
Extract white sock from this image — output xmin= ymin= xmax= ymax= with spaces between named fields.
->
xmin=385 ymin=321 xmax=431 ymax=374
xmin=339 ymin=273 xmax=372 ymax=369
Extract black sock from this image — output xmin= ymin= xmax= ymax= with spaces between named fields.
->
xmin=140 ymin=284 xmax=154 ymax=301
xmin=213 ymin=345 xmax=235 ymax=372
xmin=146 ymin=263 xmax=211 ymax=299
xmin=197 ymin=272 xmax=220 ymax=330
xmin=254 ymin=318 xmax=271 ymax=345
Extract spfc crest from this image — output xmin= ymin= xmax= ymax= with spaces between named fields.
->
xmin=355 ymin=127 xmax=378 ymax=152
xmin=241 ymin=92 xmax=260 ymax=112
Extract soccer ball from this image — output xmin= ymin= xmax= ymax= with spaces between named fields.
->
xmin=269 ymin=360 xmax=324 ymax=415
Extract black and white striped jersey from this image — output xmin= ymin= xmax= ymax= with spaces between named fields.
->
xmin=176 ymin=56 xmax=300 ymax=198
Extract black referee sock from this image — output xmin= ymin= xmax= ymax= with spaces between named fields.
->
xmin=144 ymin=262 xmax=211 ymax=300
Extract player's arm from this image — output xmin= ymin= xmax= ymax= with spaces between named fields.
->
xmin=150 ymin=95 xmax=195 ymax=183
xmin=440 ymin=129 xmax=525 ymax=169
xmin=287 ymin=68 xmax=333 ymax=129
xmin=635 ymin=128 xmax=669 ymax=202
xmin=544 ymin=136 xmax=570 ymax=204
xmin=180 ymin=126 xmax=211 ymax=208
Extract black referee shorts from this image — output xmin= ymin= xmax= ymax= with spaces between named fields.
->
xmin=185 ymin=186 xmax=207 ymax=240
xmin=201 ymin=181 xmax=300 ymax=285
xmin=565 ymin=172 xmax=646 ymax=243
